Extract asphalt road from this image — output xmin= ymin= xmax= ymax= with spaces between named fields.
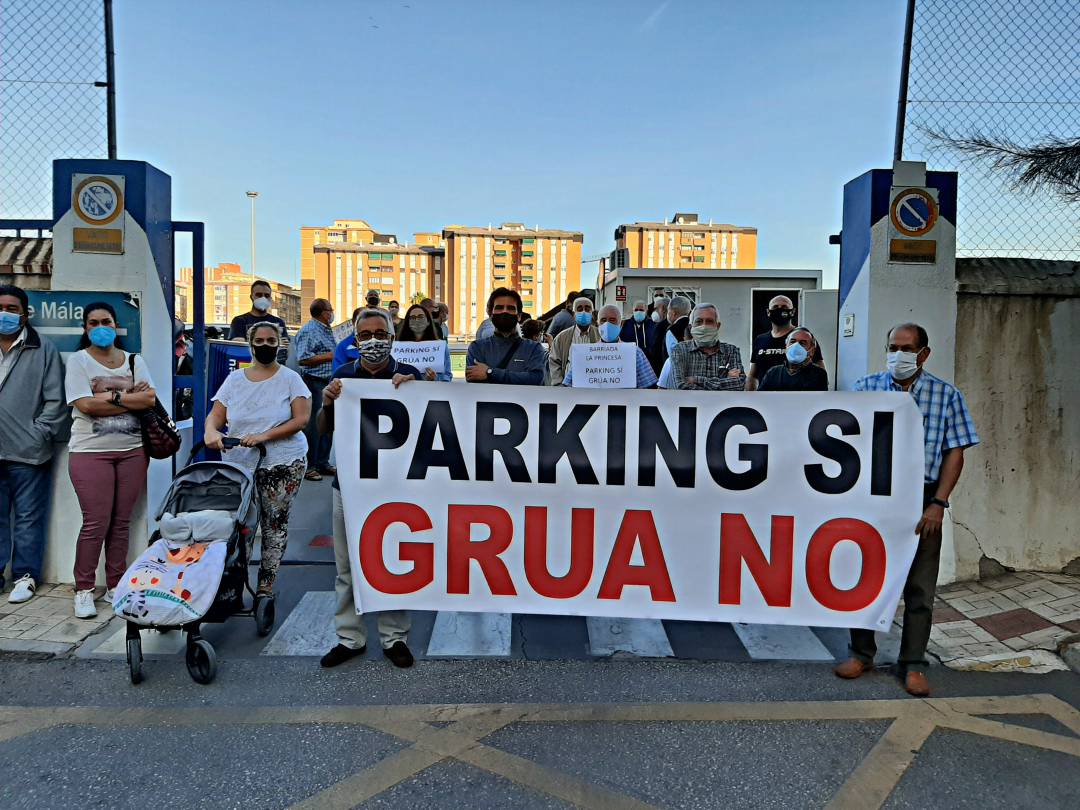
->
xmin=0 ymin=654 xmax=1077 ymax=809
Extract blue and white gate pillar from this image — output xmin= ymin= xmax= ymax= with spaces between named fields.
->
xmin=835 ymin=159 xmax=961 ymax=581
xmin=42 ymin=159 xmax=175 ymax=585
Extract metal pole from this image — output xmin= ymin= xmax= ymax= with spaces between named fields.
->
xmin=103 ymin=0 xmax=117 ymax=159
xmin=893 ymin=0 xmax=917 ymax=161
xmin=246 ymin=191 xmax=259 ymax=279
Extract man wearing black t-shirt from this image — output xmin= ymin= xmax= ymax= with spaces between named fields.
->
xmin=745 ymin=295 xmax=796 ymax=390
xmin=316 ymin=308 xmax=422 ymax=671
xmin=228 ymin=279 xmax=290 ymax=363
xmin=759 ymin=327 xmax=829 ymax=391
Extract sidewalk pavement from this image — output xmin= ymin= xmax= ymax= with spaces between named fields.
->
xmin=4 ymin=571 xmax=1080 ymax=672
xmin=0 ymin=584 xmax=113 ymax=655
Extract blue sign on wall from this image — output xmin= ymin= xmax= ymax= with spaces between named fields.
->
xmin=207 ymin=338 xmax=251 ymax=404
xmin=26 ymin=291 xmax=142 ymax=353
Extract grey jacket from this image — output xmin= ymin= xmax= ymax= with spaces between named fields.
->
xmin=0 ymin=325 xmax=68 ymax=465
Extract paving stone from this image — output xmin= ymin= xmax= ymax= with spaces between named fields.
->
xmin=931 ymin=603 xmax=966 ymax=623
xmin=37 ymin=618 xmax=110 ymax=644
xmin=974 ymin=608 xmax=1054 ymax=641
xmin=0 ymin=637 xmax=74 ymax=655
xmin=1061 ymin=619 xmax=1080 ymax=633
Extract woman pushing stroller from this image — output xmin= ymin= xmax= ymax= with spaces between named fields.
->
xmin=204 ymin=321 xmax=310 ymax=600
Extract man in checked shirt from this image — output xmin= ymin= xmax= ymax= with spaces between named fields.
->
xmin=669 ymin=303 xmax=746 ymax=390
xmin=835 ymin=322 xmax=979 ymax=697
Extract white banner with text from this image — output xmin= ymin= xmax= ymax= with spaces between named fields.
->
xmin=336 ymin=381 xmax=923 ymax=630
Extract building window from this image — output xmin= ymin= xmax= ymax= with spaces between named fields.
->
xmin=522 ymin=238 xmax=535 ymax=244
xmin=522 ymin=250 xmax=534 ymax=257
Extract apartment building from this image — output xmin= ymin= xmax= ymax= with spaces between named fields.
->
xmin=612 ymin=213 xmax=757 ymax=270
xmin=442 ymin=222 xmax=584 ymax=337
xmin=310 ymin=241 xmax=445 ymax=321
xmin=175 ymin=263 xmax=302 ymax=328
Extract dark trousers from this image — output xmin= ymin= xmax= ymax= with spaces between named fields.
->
xmin=850 ymin=482 xmax=940 ymax=672
xmin=0 ymin=459 xmax=52 ymax=587
xmin=303 ymin=375 xmax=333 ymax=471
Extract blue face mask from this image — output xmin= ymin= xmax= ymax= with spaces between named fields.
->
xmin=632 ymin=310 xmax=646 ymax=323
xmin=89 ymin=326 xmax=117 ymax=348
xmin=0 ymin=311 xmax=22 ymax=336
xmin=574 ymin=311 xmax=593 ymax=328
xmin=599 ymin=322 xmax=621 ymax=343
xmin=786 ymin=342 xmax=808 ymax=365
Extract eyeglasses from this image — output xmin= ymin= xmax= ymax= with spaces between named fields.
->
xmin=357 ymin=330 xmax=391 ymax=341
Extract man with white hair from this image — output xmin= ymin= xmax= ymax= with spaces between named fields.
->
xmin=564 ymin=305 xmax=656 ymax=388
xmin=619 ymin=299 xmax=656 ymax=359
xmin=548 ymin=295 xmax=598 ymax=385
xmin=669 ymin=303 xmax=745 ymax=390
xmin=757 ymin=327 xmax=829 ymax=391
xmin=746 ymin=294 xmax=797 ymax=390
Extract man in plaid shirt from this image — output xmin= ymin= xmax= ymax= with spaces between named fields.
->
xmin=669 ymin=303 xmax=745 ymax=390
xmin=294 ymin=298 xmax=338 ymax=480
xmin=835 ymin=322 xmax=979 ymax=697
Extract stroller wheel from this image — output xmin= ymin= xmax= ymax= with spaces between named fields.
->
xmin=185 ymin=638 xmax=217 ymax=684
xmin=254 ymin=594 xmax=276 ymax=637
xmin=126 ymin=637 xmax=143 ymax=685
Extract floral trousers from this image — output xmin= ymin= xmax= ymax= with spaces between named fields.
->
xmin=254 ymin=458 xmax=305 ymax=591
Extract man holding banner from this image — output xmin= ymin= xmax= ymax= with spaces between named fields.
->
xmin=317 ymin=308 xmax=422 ymax=670
xmin=835 ymin=323 xmax=979 ymax=697
xmin=563 ymin=305 xmax=656 ymax=389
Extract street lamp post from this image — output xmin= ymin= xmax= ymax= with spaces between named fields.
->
xmin=246 ymin=191 xmax=259 ymax=279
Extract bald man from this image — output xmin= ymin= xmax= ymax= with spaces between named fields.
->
xmin=746 ymin=295 xmax=797 ymax=390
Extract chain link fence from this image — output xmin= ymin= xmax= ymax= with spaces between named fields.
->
xmin=901 ymin=0 xmax=1080 ymax=258
xmin=0 ymin=0 xmax=108 ymax=221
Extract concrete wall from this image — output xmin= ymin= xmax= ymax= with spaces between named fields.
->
xmin=950 ymin=262 xmax=1080 ymax=577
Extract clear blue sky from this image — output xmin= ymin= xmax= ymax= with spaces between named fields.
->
xmin=116 ymin=0 xmax=908 ymax=289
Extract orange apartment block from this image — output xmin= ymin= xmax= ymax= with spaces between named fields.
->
xmin=310 ymin=241 xmax=446 ymax=321
xmin=442 ymin=222 xmax=583 ymax=337
xmin=612 ymin=212 xmax=757 ymax=270
xmin=175 ymin=263 xmax=302 ymax=328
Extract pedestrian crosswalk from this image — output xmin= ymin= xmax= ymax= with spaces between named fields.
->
xmin=88 ymin=589 xmax=905 ymax=664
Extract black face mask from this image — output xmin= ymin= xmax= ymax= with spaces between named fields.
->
xmin=252 ymin=344 xmax=278 ymax=364
xmin=768 ymin=309 xmax=793 ymax=326
xmin=491 ymin=313 xmax=518 ymax=334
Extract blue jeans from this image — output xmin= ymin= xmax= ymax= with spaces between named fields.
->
xmin=303 ymin=375 xmax=333 ymax=471
xmin=0 ymin=459 xmax=52 ymax=587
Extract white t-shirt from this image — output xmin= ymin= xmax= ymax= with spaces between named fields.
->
xmin=66 ymin=350 xmax=155 ymax=454
xmin=212 ymin=365 xmax=310 ymax=470
xmin=657 ymin=357 xmax=675 ymax=389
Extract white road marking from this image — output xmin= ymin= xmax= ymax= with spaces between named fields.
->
xmin=95 ymin=626 xmax=186 ymax=655
xmin=261 ymin=591 xmax=337 ymax=656
xmin=586 ymin=617 xmax=673 ymax=658
xmin=426 ymin=611 xmax=512 ymax=657
xmin=732 ymin=622 xmax=835 ymax=661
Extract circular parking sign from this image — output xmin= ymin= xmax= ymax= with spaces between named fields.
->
xmin=73 ymin=176 xmax=124 ymax=225
xmin=890 ymin=188 xmax=937 ymax=237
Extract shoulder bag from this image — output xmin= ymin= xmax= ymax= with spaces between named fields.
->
xmin=129 ymin=354 xmax=182 ymax=459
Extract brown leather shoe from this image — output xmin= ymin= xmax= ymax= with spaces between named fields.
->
xmin=905 ymin=671 xmax=930 ymax=696
xmin=834 ymin=658 xmax=871 ymax=679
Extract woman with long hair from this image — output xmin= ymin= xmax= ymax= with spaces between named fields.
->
xmin=204 ymin=322 xmax=311 ymax=601
xmin=65 ymin=302 xmax=157 ymax=619
xmin=396 ymin=303 xmax=452 ymax=381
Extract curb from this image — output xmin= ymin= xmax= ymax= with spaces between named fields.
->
xmin=1057 ymin=634 xmax=1080 ymax=675
xmin=0 ymin=637 xmax=75 ymax=658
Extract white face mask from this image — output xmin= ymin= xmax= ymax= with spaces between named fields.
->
xmin=252 ymin=296 xmax=271 ymax=312
xmin=650 ymin=311 xmax=661 ymax=323
xmin=887 ymin=350 xmax=920 ymax=380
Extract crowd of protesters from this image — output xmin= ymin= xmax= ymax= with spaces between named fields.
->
xmin=0 ymin=279 xmax=978 ymax=696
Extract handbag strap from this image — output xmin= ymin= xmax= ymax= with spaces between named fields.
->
xmin=127 ymin=352 xmax=136 ymax=382
xmin=494 ymin=338 xmax=521 ymax=371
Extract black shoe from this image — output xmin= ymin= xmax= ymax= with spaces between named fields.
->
xmin=320 ymin=643 xmax=365 ymax=668
xmin=383 ymin=640 xmax=414 ymax=668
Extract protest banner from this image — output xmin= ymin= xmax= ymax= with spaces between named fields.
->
xmin=335 ymin=382 xmax=923 ymax=630
xmin=570 ymin=342 xmax=636 ymax=388
xmin=392 ymin=340 xmax=447 ymax=373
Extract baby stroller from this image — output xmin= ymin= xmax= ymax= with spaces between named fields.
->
xmin=120 ymin=438 xmax=275 ymax=685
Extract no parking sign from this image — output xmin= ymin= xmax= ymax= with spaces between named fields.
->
xmin=888 ymin=186 xmax=939 ymax=264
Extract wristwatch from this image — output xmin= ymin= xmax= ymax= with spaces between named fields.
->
xmin=930 ymin=497 xmax=950 ymax=509
xmin=485 ymin=367 xmax=492 ymax=379
xmin=111 ymin=390 xmax=122 ymax=407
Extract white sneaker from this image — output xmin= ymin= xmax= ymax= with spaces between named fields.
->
xmin=102 ymin=588 xmax=115 ymax=604
xmin=7 ymin=575 xmax=36 ymax=604
xmin=74 ymin=589 xmax=98 ymax=619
